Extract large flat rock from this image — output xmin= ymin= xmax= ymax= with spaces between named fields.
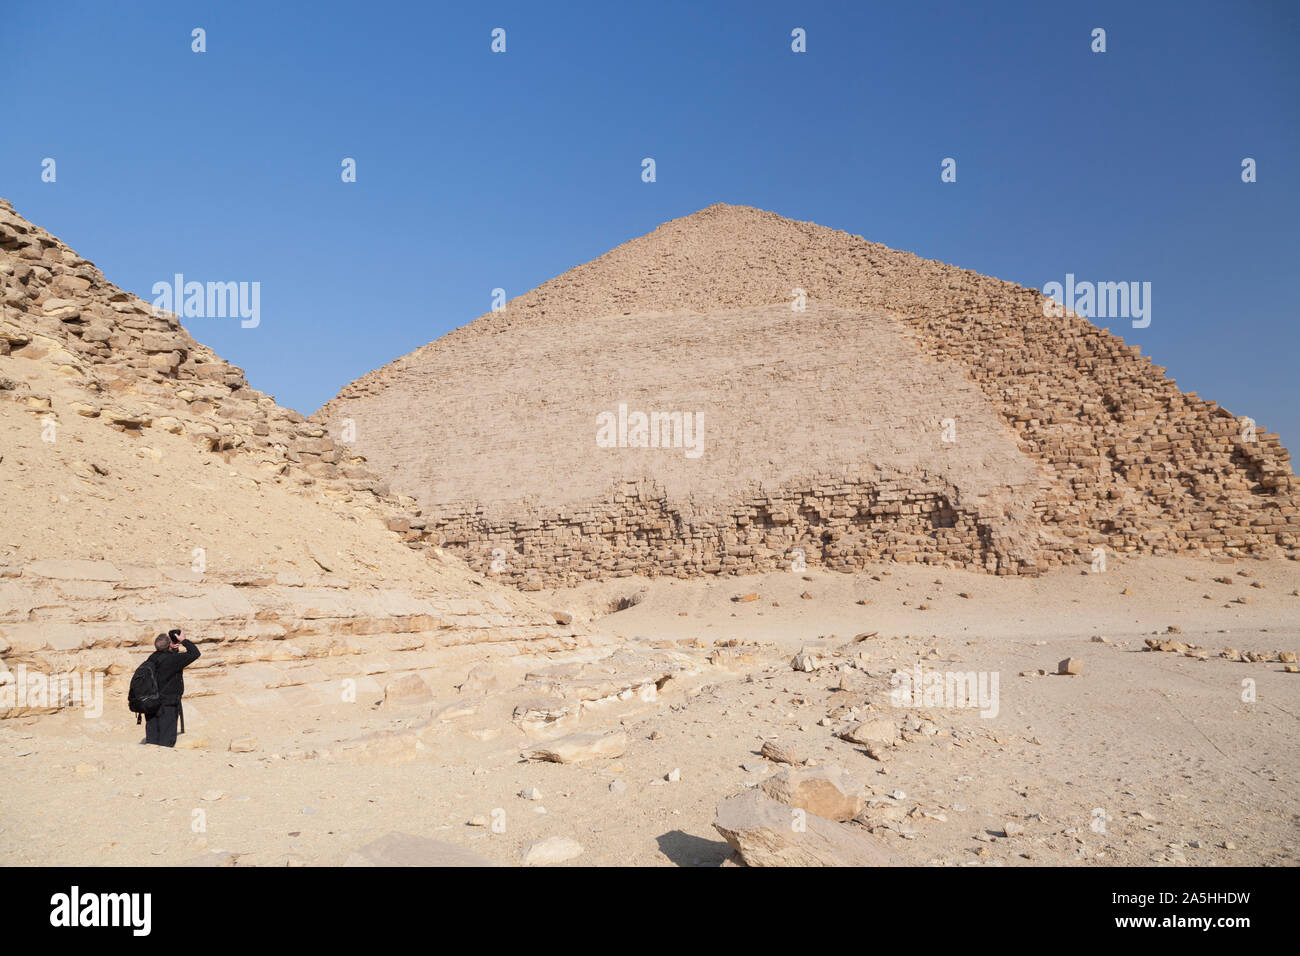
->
xmin=713 ymin=790 xmax=893 ymax=867
xmin=344 ymin=832 xmax=497 ymax=867
xmin=760 ymin=765 xmax=865 ymax=822
xmin=524 ymin=730 xmax=628 ymax=764
xmin=26 ymin=559 xmax=124 ymax=582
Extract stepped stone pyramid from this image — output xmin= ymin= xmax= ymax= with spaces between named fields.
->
xmin=0 ymin=198 xmax=572 ymax=719
xmin=320 ymin=204 xmax=1297 ymax=588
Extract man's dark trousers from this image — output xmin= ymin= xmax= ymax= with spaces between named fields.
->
xmin=145 ymin=703 xmax=180 ymax=747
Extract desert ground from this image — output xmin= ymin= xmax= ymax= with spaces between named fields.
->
xmin=2 ymin=197 xmax=1296 ymax=868
xmin=2 ymin=556 xmax=1295 ymax=867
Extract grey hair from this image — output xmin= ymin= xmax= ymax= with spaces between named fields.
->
xmin=154 ymin=633 xmax=171 ymax=651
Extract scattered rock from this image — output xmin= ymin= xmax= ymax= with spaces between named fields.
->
xmin=456 ymin=664 xmax=499 ymax=695
xmin=839 ymin=718 xmax=899 ymax=755
xmin=520 ymin=836 xmax=584 ymax=866
xmin=759 ymin=739 xmax=802 ymax=765
xmin=383 ymin=673 xmax=433 ymax=706
xmin=791 ymin=651 xmax=821 ymax=672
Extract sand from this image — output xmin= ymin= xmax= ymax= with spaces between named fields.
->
xmin=2 ymin=555 xmax=1295 ymax=867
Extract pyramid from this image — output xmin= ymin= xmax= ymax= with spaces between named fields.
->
xmin=0 ymin=198 xmax=571 ymax=719
xmin=319 ymin=204 xmax=1297 ymax=588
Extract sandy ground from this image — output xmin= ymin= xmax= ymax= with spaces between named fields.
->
xmin=1 ymin=555 xmax=1297 ymax=867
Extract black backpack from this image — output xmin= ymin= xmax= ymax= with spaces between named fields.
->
xmin=127 ymin=659 xmax=162 ymax=722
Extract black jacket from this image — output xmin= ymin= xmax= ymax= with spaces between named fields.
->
xmin=146 ymin=639 xmax=200 ymax=704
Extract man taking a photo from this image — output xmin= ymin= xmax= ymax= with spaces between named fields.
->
xmin=140 ymin=628 xmax=200 ymax=747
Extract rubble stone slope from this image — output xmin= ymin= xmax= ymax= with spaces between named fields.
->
xmin=0 ymin=197 xmax=571 ymax=716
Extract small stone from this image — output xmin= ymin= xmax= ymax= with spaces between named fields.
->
xmin=839 ymin=718 xmax=899 ymax=755
xmin=759 ymin=739 xmax=802 ymax=765
xmin=791 ymin=651 xmax=821 ymax=672
xmin=520 ymin=836 xmax=583 ymax=866
xmin=1057 ymin=658 xmax=1083 ymax=676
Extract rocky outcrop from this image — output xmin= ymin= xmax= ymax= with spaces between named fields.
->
xmin=0 ymin=559 xmax=576 ymax=719
xmin=0 ymin=198 xmax=575 ymax=721
xmin=0 ymin=198 xmax=428 ymax=543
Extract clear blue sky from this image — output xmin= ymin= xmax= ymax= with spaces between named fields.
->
xmin=3 ymin=1 xmax=1297 ymax=446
